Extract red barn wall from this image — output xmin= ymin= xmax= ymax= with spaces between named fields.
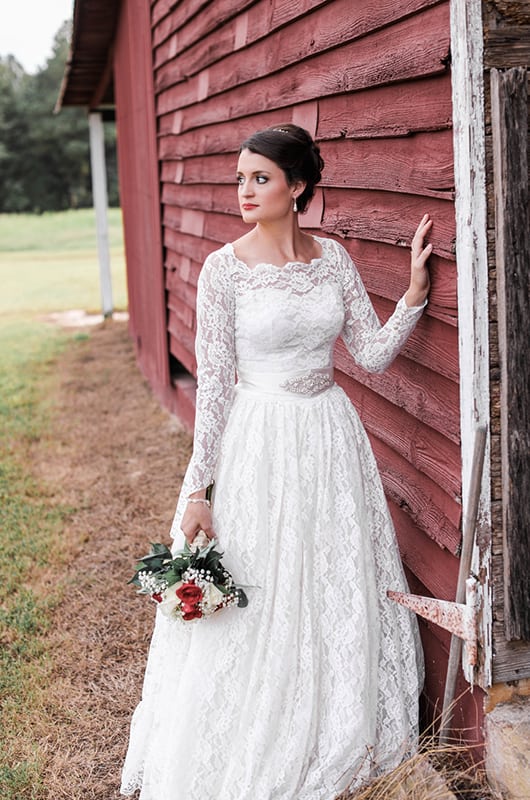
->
xmin=112 ymin=0 xmax=172 ymax=411
xmin=117 ymin=0 xmax=480 ymax=739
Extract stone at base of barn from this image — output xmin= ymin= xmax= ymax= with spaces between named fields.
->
xmin=486 ymin=697 xmax=530 ymax=799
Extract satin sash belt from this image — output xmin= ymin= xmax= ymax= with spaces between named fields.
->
xmin=237 ymin=366 xmax=334 ymax=398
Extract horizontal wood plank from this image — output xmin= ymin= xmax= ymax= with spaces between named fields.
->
xmin=163 ymin=227 xmax=220 ymax=263
xmin=167 ymin=291 xmax=196 ymax=331
xmin=371 ymin=295 xmax=459 ymax=382
xmin=485 ymin=27 xmax=530 ymax=68
xmin=320 ymin=130 xmax=454 ymax=198
xmin=335 ymin=370 xmax=461 ymax=496
xmin=391 ymin=501 xmax=459 ymax=599
xmin=372 ymin=435 xmax=462 ymax=552
xmin=168 ymin=310 xmax=197 ymax=374
xmin=158 ymin=106 xmax=295 ymax=144
xmin=152 ymin=0 xmax=209 ymax=45
xmin=322 ymin=189 xmax=456 ymax=259
xmin=317 ymin=74 xmax=453 ymax=139
xmin=165 ymin=270 xmax=199 ymax=304
xmin=334 ymin=340 xmax=460 ymax=443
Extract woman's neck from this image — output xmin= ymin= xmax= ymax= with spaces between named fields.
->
xmin=241 ymin=221 xmax=316 ymax=266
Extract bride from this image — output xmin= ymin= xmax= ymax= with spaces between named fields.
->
xmin=121 ymin=123 xmax=431 ymax=799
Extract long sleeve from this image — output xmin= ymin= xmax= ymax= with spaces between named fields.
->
xmin=338 ymin=242 xmax=426 ymax=374
xmin=186 ymin=251 xmax=236 ymax=494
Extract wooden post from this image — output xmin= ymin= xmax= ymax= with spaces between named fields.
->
xmin=450 ymin=0 xmax=492 ymax=686
xmin=491 ymin=67 xmax=530 ymax=641
xmin=88 ymin=111 xmax=113 ymax=318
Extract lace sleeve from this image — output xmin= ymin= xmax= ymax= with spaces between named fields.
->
xmin=338 ymin=242 xmax=426 ymax=374
xmin=186 ymin=250 xmax=236 ymax=494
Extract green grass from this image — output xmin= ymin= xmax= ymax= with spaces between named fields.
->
xmin=0 ymin=208 xmax=127 ymax=313
xmin=0 ymin=208 xmax=127 ymax=798
xmin=0 ymin=207 xmax=124 ymax=252
xmin=0 ymin=317 xmax=70 ymax=798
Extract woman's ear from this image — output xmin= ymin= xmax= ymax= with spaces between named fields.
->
xmin=292 ymin=180 xmax=306 ymax=201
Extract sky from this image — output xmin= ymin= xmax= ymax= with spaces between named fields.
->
xmin=0 ymin=0 xmax=74 ymax=74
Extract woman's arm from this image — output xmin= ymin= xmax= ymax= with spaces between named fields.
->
xmin=339 ymin=215 xmax=432 ymax=373
xmin=180 ymin=251 xmax=236 ymax=544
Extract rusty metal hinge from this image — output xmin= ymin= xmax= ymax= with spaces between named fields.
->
xmin=387 ymin=576 xmax=480 ymax=670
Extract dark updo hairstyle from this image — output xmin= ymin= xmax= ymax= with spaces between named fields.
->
xmin=239 ymin=123 xmax=324 ymax=213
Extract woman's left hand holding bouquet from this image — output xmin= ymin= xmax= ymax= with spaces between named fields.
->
xmin=181 ymin=489 xmax=216 ymax=545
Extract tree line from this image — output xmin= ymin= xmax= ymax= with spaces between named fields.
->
xmin=0 ymin=22 xmax=119 ymax=214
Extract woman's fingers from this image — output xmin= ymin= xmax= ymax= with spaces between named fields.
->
xmin=411 ymin=214 xmax=433 ymax=268
xmin=411 ymin=214 xmax=433 ymax=256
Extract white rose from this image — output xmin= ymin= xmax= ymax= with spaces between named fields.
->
xmin=157 ymin=581 xmax=183 ymax=618
xmin=202 ymin=582 xmax=225 ymax=610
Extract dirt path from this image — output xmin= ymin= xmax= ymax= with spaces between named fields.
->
xmin=34 ymin=321 xmax=192 ymax=799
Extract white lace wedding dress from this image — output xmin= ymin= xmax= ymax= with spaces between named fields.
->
xmin=121 ymin=236 xmax=425 ymax=800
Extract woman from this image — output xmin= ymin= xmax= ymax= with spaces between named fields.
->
xmin=121 ymin=124 xmax=431 ymax=799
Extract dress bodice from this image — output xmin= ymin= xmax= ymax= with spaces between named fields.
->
xmin=186 ymin=236 xmax=425 ymax=494
xmin=230 ymin=241 xmax=344 ymax=375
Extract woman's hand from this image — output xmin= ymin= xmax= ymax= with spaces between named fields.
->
xmin=180 ymin=491 xmax=216 ymax=546
xmin=404 ymin=213 xmax=433 ymax=308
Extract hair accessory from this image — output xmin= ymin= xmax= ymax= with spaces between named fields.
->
xmin=293 ymin=197 xmax=298 ymax=213
xmin=274 ymin=127 xmax=290 ymax=133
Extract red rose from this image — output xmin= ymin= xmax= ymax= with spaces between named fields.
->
xmin=176 ymin=582 xmax=203 ymax=605
xmin=182 ymin=607 xmax=203 ymax=621
xmin=152 ymin=592 xmax=163 ymax=603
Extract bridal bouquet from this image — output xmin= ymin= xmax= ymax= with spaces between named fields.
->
xmin=129 ymin=534 xmax=248 ymax=621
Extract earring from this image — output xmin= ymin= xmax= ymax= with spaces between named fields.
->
xmin=293 ymin=197 xmax=298 ymax=213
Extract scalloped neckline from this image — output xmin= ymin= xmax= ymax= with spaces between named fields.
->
xmin=227 ymin=236 xmax=326 ymax=272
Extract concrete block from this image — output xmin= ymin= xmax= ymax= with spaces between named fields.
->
xmin=486 ymin=698 xmax=530 ymax=799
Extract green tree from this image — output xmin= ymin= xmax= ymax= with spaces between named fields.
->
xmin=0 ymin=22 xmax=119 ymax=213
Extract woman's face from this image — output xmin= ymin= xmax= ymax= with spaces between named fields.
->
xmin=236 ymin=149 xmax=299 ymax=224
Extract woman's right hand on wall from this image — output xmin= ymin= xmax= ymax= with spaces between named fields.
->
xmin=405 ymin=213 xmax=433 ymax=308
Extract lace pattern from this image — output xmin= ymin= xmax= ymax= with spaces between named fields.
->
xmin=121 ymin=237 xmax=426 ymax=799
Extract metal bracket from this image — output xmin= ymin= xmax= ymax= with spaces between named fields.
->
xmin=387 ymin=577 xmax=480 ymax=669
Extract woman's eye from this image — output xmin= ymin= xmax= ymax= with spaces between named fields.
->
xmin=236 ymin=176 xmax=244 ymax=185
xmin=256 ymin=175 xmax=268 ymax=184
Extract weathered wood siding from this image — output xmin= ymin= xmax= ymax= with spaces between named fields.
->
xmin=146 ymin=0 xmax=467 ymax=730
xmin=483 ymin=0 xmax=530 ymax=681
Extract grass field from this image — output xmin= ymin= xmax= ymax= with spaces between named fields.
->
xmin=0 ymin=208 xmax=127 ymax=313
xmin=0 ymin=208 xmax=127 ymax=798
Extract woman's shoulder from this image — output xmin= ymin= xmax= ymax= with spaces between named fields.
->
xmin=198 ymin=244 xmax=239 ymax=290
xmin=202 ymin=243 xmax=238 ymax=271
xmin=314 ymin=235 xmax=352 ymax=270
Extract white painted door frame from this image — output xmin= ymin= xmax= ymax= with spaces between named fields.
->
xmin=450 ymin=0 xmax=492 ymax=687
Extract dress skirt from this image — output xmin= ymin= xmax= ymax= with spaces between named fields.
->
xmin=120 ymin=381 xmax=424 ymax=800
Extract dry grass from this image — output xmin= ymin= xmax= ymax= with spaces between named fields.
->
xmin=28 ymin=320 xmax=192 ymax=799
xmin=336 ymin=736 xmax=499 ymax=800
